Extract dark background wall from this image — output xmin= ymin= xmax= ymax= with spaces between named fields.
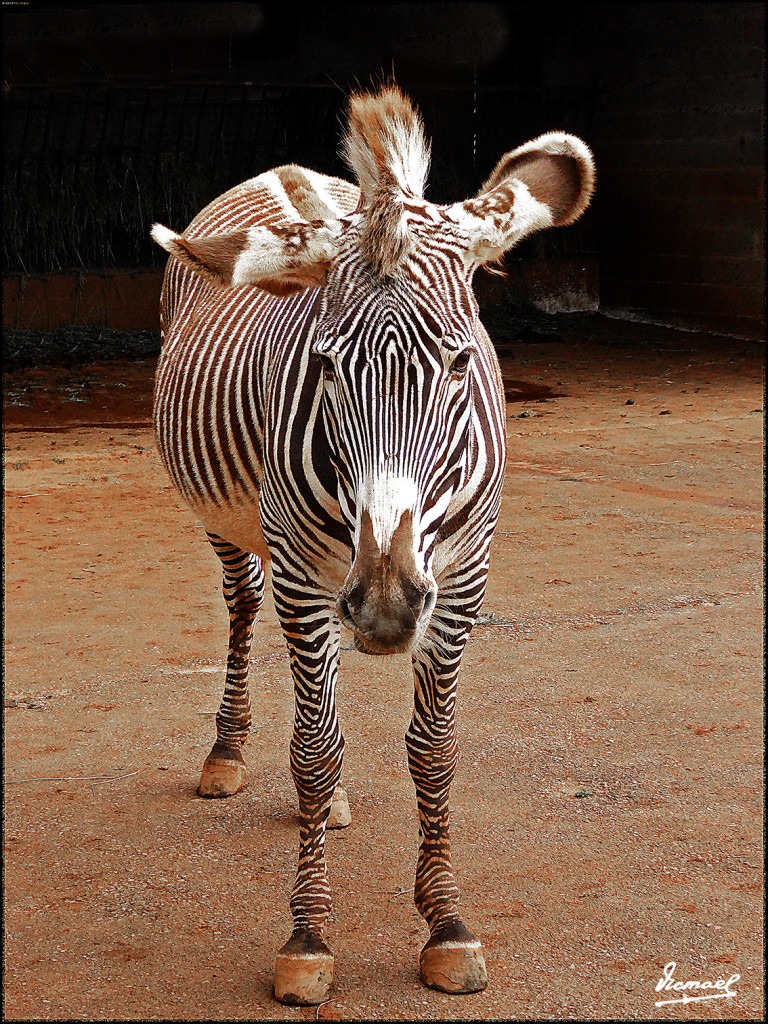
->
xmin=549 ymin=3 xmax=764 ymax=336
xmin=2 ymin=2 xmax=764 ymax=338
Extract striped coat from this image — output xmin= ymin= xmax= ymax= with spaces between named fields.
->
xmin=152 ymin=86 xmax=594 ymax=1005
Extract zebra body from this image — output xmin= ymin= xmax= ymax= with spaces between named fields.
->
xmin=155 ymin=169 xmax=505 ymax=580
xmin=152 ymin=87 xmax=594 ymax=1003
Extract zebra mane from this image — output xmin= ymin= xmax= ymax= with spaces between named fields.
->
xmin=341 ymin=85 xmax=431 ymax=279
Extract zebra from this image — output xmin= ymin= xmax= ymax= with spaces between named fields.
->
xmin=151 ymin=85 xmax=595 ymax=1005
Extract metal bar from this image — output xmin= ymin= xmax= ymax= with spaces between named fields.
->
xmin=33 ymin=89 xmax=56 ymax=189
xmin=115 ymin=88 xmax=130 ymax=158
xmin=133 ymin=87 xmax=152 ymax=166
xmin=247 ymin=82 xmax=267 ymax=176
xmin=190 ymin=84 xmax=208 ymax=168
xmin=72 ymin=83 xmax=92 ymax=184
xmin=174 ymin=85 xmax=189 ymax=163
xmin=210 ymin=85 xmax=229 ymax=191
xmin=228 ymin=83 xmax=248 ymax=185
xmin=94 ymin=87 xmax=110 ymax=170
xmin=13 ymin=88 xmax=33 ymax=187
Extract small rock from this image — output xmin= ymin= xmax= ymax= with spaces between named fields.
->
xmin=574 ymin=789 xmax=593 ymax=798
xmin=625 ymin=399 xmax=634 ymax=405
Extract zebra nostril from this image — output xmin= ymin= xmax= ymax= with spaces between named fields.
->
xmin=410 ymin=591 xmax=426 ymax=622
xmin=402 ymin=578 xmax=433 ymax=623
xmin=347 ymin=580 xmax=366 ymax=608
xmin=407 ymin=586 xmax=437 ymax=626
xmin=338 ymin=596 xmax=355 ymax=627
xmin=421 ymin=588 xmax=437 ymax=620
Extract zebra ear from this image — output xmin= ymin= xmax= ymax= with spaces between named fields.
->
xmin=449 ymin=133 xmax=595 ymax=266
xmin=150 ymin=220 xmax=344 ymax=295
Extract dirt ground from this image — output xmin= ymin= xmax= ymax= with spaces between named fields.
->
xmin=3 ymin=319 xmax=764 ymax=1021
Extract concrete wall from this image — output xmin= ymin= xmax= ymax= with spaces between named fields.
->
xmin=2 ymin=261 xmax=599 ymax=335
xmin=3 ymin=3 xmax=764 ymax=337
xmin=547 ymin=3 xmax=764 ymax=336
xmin=3 ymin=270 xmax=162 ymax=333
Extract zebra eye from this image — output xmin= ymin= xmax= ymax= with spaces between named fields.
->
xmin=318 ymin=353 xmax=336 ymax=383
xmin=450 ymin=348 xmax=473 ymax=377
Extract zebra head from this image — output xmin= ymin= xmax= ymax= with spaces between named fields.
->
xmin=152 ymin=87 xmax=595 ymax=656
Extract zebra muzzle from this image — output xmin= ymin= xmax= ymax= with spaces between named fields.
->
xmin=338 ymin=510 xmax=435 ymax=654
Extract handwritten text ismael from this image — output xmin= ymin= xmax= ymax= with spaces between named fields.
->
xmin=655 ymin=961 xmax=740 ymax=1007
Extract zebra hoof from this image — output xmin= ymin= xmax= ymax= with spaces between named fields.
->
xmin=274 ymin=931 xmax=334 ymax=1005
xmin=419 ymin=930 xmax=487 ymax=994
xmin=327 ymin=785 xmax=352 ymax=829
xmin=198 ymin=747 xmax=246 ymax=798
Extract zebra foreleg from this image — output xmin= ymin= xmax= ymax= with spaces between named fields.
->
xmin=272 ymin=599 xmax=344 ymax=1005
xmin=406 ymin=602 xmax=488 ymax=995
xmin=199 ymin=533 xmax=265 ymax=798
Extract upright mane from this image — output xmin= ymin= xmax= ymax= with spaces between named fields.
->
xmin=340 ymin=85 xmax=431 ymax=279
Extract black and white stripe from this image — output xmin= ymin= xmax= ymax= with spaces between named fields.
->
xmin=152 ymin=86 xmax=594 ymax=1000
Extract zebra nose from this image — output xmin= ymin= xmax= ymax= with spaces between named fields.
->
xmin=353 ymin=602 xmax=419 ymax=650
xmin=338 ymin=580 xmax=432 ymax=654
xmin=339 ymin=509 xmax=435 ymax=653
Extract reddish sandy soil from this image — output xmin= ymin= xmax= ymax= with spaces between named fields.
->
xmin=3 ymin=327 xmax=764 ymax=1021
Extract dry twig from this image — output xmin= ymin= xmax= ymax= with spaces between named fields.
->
xmin=7 ymin=770 xmax=139 ymax=785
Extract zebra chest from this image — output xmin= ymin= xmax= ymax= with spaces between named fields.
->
xmin=155 ymin=360 xmax=347 ymax=572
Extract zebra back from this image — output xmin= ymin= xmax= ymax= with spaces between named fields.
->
xmin=160 ymin=167 xmax=360 ymax=338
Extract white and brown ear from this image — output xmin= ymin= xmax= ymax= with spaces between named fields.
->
xmin=448 ymin=132 xmax=596 ymax=266
xmin=150 ymin=219 xmax=344 ymax=296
